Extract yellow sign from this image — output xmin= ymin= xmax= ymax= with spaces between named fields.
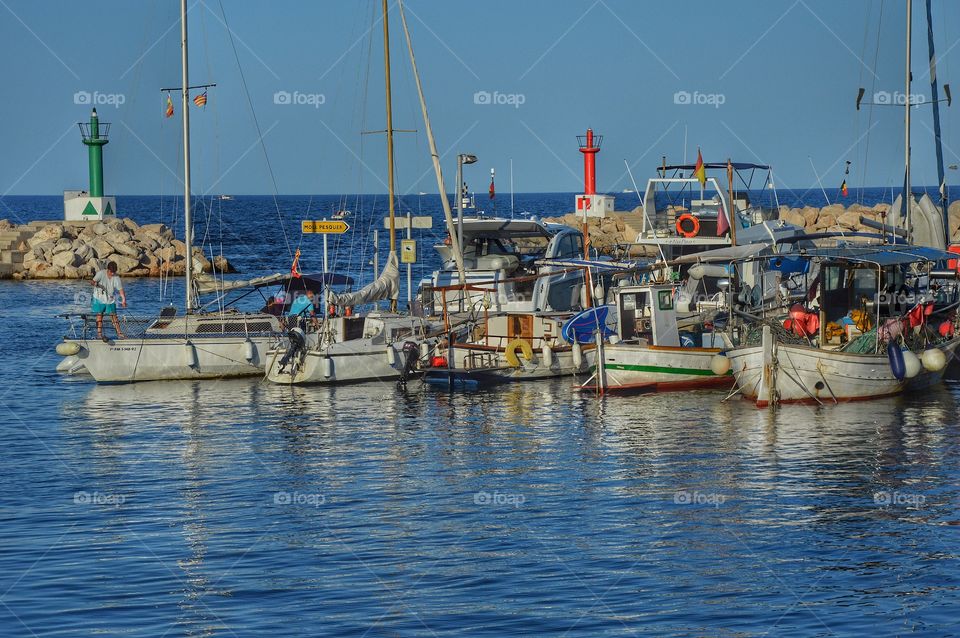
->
xmin=400 ymin=239 xmax=417 ymax=264
xmin=312 ymin=220 xmax=350 ymax=234
xmin=301 ymin=220 xmax=316 ymax=233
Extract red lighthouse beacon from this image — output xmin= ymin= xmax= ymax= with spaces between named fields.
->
xmin=575 ymin=128 xmax=614 ymax=218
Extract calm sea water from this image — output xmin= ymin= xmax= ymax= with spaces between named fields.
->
xmin=1 ymin=193 xmax=959 ymax=636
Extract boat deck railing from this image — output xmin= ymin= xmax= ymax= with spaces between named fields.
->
xmin=59 ymin=312 xmax=281 ymax=341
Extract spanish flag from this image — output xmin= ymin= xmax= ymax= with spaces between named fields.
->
xmin=164 ymin=94 xmax=174 ymax=118
xmin=694 ymin=149 xmax=706 ymax=188
xmin=193 ymin=91 xmax=207 ymax=108
xmin=840 ymin=179 xmax=849 ymax=198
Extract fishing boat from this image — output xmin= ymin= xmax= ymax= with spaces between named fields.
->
xmin=631 ymin=161 xmax=806 ymax=315
xmin=580 ymin=282 xmax=733 ymax=393
xmin=55 ymin=0 xmax=289 ymax=383
xmin=726 ymin=245 xmax=960 ymax=407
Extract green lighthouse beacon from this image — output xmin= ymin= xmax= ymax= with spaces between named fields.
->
xmin=64 ymin=108 xmax=117 ymax=221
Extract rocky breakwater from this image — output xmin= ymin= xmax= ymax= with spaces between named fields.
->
xmin=541 ymin=212 xmax=652 ymax=256
xmin=0 ymin=218 xmax=236 ymax=280
xmin=777 ymin=200 xmax=960 ymax=239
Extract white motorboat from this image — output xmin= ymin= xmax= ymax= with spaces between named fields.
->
xmin=419 ymin=217 xmax=593 ymax=315
xmin=422 ymin=312 xmax=596 ymax=387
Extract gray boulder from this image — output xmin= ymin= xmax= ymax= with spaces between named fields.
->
xmin=73 ymin=243 xmax=93 ymax=261
xmin=51 ymin=251 xmax=80 ymax=268
xmin=29 ymin=262 xmax=63 ymax=279
xmin=28 ymin=225 xmax=63 ymax=247
xmin=52 ymin=239 xmax=73 ymax=255
xmin=139 ymin=223 xmax=174 ymax=240
xmin=88 ymin=237 xmax=114 ymax=259
xmin=108 ymin=240 xmax=141 ymax=259
xmin=104 ymin=254 xmax=139 ymax=274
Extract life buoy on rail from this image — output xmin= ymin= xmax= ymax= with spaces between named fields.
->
xmin=504 ymin=339 xmax=535 ymax=367
xmin=676 ymin=214 xmax=700 ymax=238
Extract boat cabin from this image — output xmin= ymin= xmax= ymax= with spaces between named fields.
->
xmin=422 ymin=217 xmax=588 ymax=314
xmin=614 ymin=284 xmax=682 ymax=347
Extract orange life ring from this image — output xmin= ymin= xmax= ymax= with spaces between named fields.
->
xmin=676 ymin=214 xmax=700 ymax=238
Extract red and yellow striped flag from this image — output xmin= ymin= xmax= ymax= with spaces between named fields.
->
xmin=694 ymin=148 xmax=706 ymax=188
xmin=193 ymin=91 xmax=207 ymax=108
xmin=164 ymin=94 xmax=174 ymax=118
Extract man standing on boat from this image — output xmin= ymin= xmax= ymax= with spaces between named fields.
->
xmin=288 ymin=289 xmax=318 ymax=329
xmin=91 ymin=261 xmax=127 ymax=342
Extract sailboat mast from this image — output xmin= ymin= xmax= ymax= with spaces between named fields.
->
xmin=382 ymin=0 xmax=397 ymax=257
xmin=396 ymin=0 xmax=466 ymax=282
xmin=924 ymin=0 xmax=949 ymax=243
xmin=382 ymin=0 xmax=398 ymax=312
xmin=904 ymin=0 xmax=913 ymax=237
xmin=180 ymin=0 xmax=194 ymax=311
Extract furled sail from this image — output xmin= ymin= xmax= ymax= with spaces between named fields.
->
xmin=328 ymin=252 xmax=399 ymax=307
xmin=195 ymin=272 xmax=284 ymax=296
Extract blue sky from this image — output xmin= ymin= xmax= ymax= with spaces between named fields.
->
xmin=1 ymin=0 xmax=959 ymax=197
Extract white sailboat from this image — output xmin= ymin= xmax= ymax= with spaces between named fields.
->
xmin=54 ymin=0 xmax=283 ymax=383
xmin=265 ymin=0 xmax=445 ymax=386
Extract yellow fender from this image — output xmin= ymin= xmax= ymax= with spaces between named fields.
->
xmin=504 ymin=339 xmax=535 ymax=367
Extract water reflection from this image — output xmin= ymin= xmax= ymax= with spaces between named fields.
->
xmin=16 ymin=374 xmax=959 ymax=634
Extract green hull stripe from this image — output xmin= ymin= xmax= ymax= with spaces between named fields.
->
xmin=604 ymin=363 xmax=726 ymax=376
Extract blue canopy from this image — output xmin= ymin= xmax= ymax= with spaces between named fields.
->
xmin=660 ymin=162 xmax=770 ymax=171
xmin=798 ymin=245 xmax=954 ymax=266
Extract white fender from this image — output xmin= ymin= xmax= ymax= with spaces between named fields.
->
xmin=56 ymin=342 xmax=81 ymax=357
xmin=541 ymin=343 xmax=553 ymax=368
xmin=386 ymin=345 xmax=397 ymax=366
xmin=184 ymin=341 xmax=198 ymax=368
xmin=902 ymin=349 xmax=921 ymax=379
xmin=244 ymin=338 xmax=255 ymax=362
xmin=710 ymin=354 xmax=731 ymax=375
xmin=572 ymin=342 xmax=583 ymax=369
xmin=921 ymin=347 xmax=947 ymax=372
xmin=321 ymin=356 xmax=333 ymax=379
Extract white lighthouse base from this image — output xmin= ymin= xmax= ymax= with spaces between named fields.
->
xmin=575 ymin=194 xmax=615 ymax=218
xmin=64 ymin=191 xmax=117 ymax=221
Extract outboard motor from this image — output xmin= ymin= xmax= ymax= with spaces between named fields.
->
xmin=277 ymin=328 xmax=307 ymax=373
xmin=397 ymin=341 xmax=422 ymax=388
